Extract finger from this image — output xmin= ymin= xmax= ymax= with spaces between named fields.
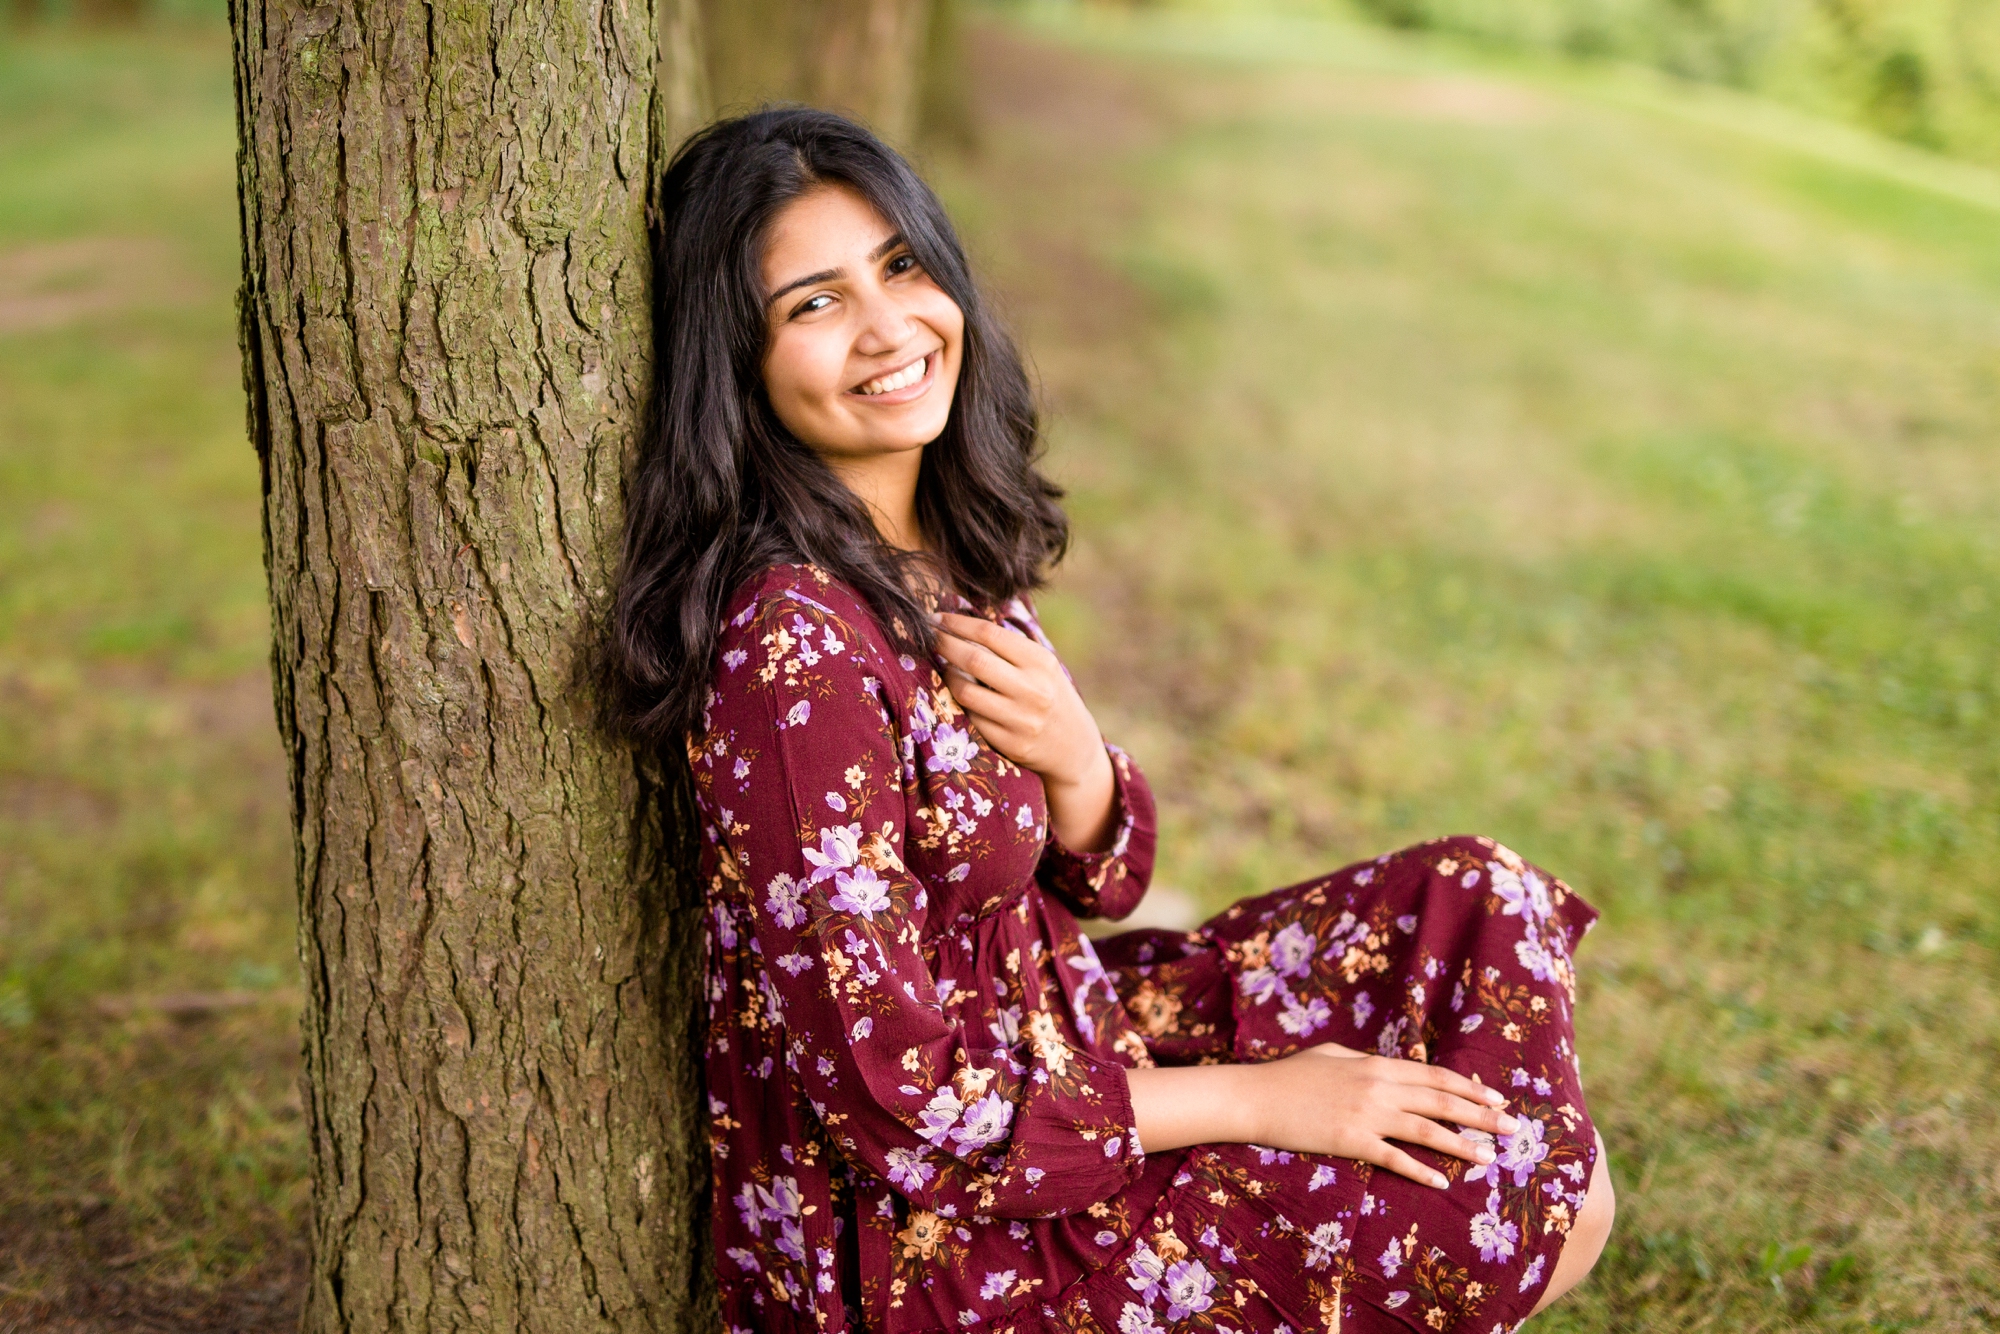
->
xmin=934 ymin=629 xmax=1029 ymax=695
xmin=1431 ymin=1094 xmax=1520 ymax=1136
xmin=1373 ymin=1145 xmax=1450 ymax=1190
xmin=936 ymin=612 xmax=1043 ymax=670
xmin=1392 ymin=1113 xmax=1494 ymax=1167
xmin=941 ymin=668 xmax=1016 ymax=723
xmin=1389 ymin=1059 xmax=1511 ymax=1111
xmin=1403 ymin=1086 xmax=1520 ymax=1135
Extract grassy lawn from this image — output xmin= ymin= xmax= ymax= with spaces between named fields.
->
xmin=2 ymin=4 xmax=1997 ymax=1329
xmin=0 ymin=20 xmax=304 ymax=1327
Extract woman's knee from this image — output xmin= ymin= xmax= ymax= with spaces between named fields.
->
xmin=1531 ymin=1131 xmax=1615 ymax=1315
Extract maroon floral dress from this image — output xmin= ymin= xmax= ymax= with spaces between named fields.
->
xmin=690 ymin=564 xmax=1600 ymax=1334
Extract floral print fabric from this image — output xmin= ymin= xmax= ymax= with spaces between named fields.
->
xmin=691 ymin=565 xmax=1599 ymax=1334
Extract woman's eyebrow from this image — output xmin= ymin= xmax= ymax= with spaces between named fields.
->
xmin=765 ymin=233 xmax=909 ymax=308
xmin=767 ymin=266 xmax=841 ymax=307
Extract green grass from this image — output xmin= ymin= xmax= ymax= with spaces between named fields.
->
xmin=945 ymin=6 xmax=2000 ymax=1328
xmin=0 ymin=19 xmax=305 ymax=1313
xmin=3 ymin=4 xmax=1998 ymax=1328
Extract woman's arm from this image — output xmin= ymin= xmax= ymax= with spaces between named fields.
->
xmin=703 ymin=578 xmax=1146 ymax=1218
xmin=933 ymin=610 xmax=1117 ymax=852
xmin=931 ymin=610 xmax=1518 ymax=1188
xmin=1127 ymin=1044 xmax=1520 ymax=1188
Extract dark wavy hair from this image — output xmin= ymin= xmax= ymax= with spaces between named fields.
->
xmin=606 ymin=107 xmax=1069 ymax=746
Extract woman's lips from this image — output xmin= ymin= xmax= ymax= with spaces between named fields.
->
xmin=849 ymin=351 xmax=938 ymax=405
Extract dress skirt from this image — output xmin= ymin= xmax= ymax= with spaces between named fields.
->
xmin=1074 ymin=835 xmax=1601 ymax=1334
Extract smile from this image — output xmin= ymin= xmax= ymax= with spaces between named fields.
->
xmin=852 ymin=352 xmax=935 ymax=399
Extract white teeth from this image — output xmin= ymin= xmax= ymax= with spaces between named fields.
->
xmin=860 ymin=356 xmax=926 ymax=396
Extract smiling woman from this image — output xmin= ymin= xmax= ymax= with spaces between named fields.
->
xmin=758 ymin=185 xmax=965 ymax=552
xmin=605 ymin=108 xmax=1613 ymax=1334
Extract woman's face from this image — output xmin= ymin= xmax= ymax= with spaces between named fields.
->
xmin=758 ymin=184 xmax=964 ymax=465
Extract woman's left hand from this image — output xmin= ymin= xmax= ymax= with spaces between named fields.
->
xmin=934 ymin=611 xmax=1116 ymax=851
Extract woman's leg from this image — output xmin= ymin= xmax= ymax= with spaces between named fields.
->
xmin=1531 ymin=1129 xmax=1616 ymax=1315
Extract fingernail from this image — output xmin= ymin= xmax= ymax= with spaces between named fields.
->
xmin=1474 ymin=1144 xmax=1495 ymax=1163
xmin=1484 ymin=1088 xmax=1505 ymax=1106
xmin=1431 ymin=1172 xmax=1448 ymax=1189
xmin=1498 ymin=1114 xmax=1520 ymax=1134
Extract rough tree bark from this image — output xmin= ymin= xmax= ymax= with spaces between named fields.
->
xmin=234 ymin=0 xmax=951 ymax=1325
xmin=230 ymin=0 xmax=714 ymax=1327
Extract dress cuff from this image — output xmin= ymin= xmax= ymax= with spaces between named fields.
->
xmin=1037 ymin=743 xmax=1158 ymax=920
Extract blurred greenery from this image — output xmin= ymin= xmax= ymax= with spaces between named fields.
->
xmin=0 ymin=15 xmax=305 ymax=1314
xmin=1 ymin=0 xmax=1997 ymax=1328
xmin=947 ymin=3 xmax=1998 ymax=1328
xmin=1309 ymin=0 xmax=2000 ymax=168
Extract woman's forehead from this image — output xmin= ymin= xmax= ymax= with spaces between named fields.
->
xmin=760 ymin=185 xmax=895 ymax=288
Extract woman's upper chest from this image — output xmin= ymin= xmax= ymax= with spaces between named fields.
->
xmin=875 ymin=630 xmax=1050 ymax=936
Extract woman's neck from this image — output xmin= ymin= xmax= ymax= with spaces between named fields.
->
xmin=825 ymin=449 xmax=926 ymax=553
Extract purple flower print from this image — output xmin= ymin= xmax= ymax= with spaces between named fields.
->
xmin=1514 ymin=934 xmax=1558 ymax=983
xmin=1162 ymin=1259 xmax=1216 ymax=1319
xmin=1470 ymin=1190 xmax=1519 ymax=1262
xmin=1117 ymin=1303 xmax=1166 ymax=1334
xmin=1497 ymin=1116 xmax=1549 ymax=1187
xmin=763 ymin=872 xmax=807 ymax=929
xmin=1490 ymin=863 xmax=1553 ymax=924
xmin=950 ymin=1090 xmax=1015 ymax=1152
xmin=979 ymin=1270 xmax=1016 ymax=1301
xmin=734 ymin=1182 xmax=764 ymax=1235
xmin=1124 ymin=1241 xmax=1165 ymax=1304
xmin=801 ymin=823 xmax=863 ymax=883
xmin=884 ymin=1146 xmax=935 ymax=1191
xmin=1378 ymin=1236 xmax=1404 ymax=1277
xmin=927 ymin=722 xmax=978 ymax=774
xmin=827 ymin=866 xmax=892 ymax=920
xmin=1518 ymin=1253 xmax=1547 ymax=1292
xmin=1462 ymin=1128 xmax=1498 ymax=1187
xmin=1277 ymin=994 xmax=1332 ymax=1037
xmin=1270 ymin=922 xmax=1317 ymax=979
xmin=909 ymin=688 xmax=938 ymax=743
xmin=916 ymin=1086 xmax=964 ymax=1147
xmin=1301 ymin=1221 xmax=1346 ymax=1270
xmin=1238 ymin=966 xmax=1284 ymax=1005
xmin=1350 ymin=991 xmax=1374 ymax=1027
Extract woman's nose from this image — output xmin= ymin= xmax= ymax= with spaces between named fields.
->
xmin=849 ymin=285 xmax=917 ymax=355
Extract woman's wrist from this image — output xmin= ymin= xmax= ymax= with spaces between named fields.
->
xmin=1126 ymin=1062 xmax=1270 ymax=1152
xmin=1041 ymin=742 xmax=1116 ymax=853
xmin=1040 ymin=736 xmax=1111 ymax=801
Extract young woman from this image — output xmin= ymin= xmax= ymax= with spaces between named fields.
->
xmin=609 ymin=108 xmax=1613 ymax=1334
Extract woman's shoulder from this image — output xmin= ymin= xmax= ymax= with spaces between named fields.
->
xmin=716 ymin=563 xmax=909 ymax=667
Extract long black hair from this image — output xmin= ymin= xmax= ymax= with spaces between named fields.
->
xmin=607 ymin=107 xmax=1069 ymax=746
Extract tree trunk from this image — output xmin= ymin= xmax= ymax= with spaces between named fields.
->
xmin=229 ymin=0 xmax=714 ymax=1327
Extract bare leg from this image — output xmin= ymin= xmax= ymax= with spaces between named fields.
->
xmin=1530 ymin=1130 xmax=1615 ymax=1316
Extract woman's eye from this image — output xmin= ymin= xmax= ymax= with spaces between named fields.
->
xmin=794 ymin=294 xmax=833 ymax=317
xmin=886 ymin=253 xmax=918 ymax=277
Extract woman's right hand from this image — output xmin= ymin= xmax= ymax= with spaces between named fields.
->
xmin=1126 ymin=1047 xmax=1520 ymax=1188
xmin=1258 ymin=1044 xmax=1518 ymax=1186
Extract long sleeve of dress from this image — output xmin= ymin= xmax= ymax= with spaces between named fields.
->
xmin=701 ymin=581 xmax=1147 ymax=1221
xmin=1035 ymin=743 xmax=1157 ymax=921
